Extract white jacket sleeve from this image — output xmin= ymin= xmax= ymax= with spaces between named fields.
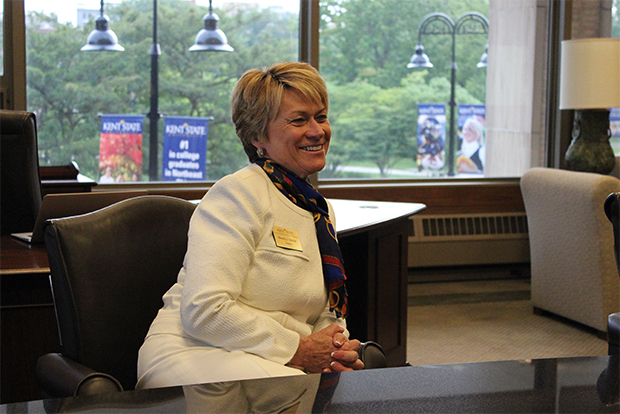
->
xmin=180 ymin=173 xmax=301 ymax=365
xmin=311 ymin=305 xmax=347 ymax=335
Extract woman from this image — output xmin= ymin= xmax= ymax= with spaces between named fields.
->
xmin=456 ymin=117 xmax=485 ymax=173
xmin=137 ymin=62 xmax=363 ymax=389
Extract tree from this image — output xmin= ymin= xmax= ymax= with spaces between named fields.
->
xmin=324 ymin=70 xmax=481 ymax=178
xmin=320 ymin=0 xmax=488 ymax=98
xmin=319 ymin=0 xmax=487 ymax=178
xmin=26 ymin=0 xmax=299 ymax=181
xmin=27 ymin=12 xmax=135 ymax=177
xmin=26 ymin=0 xmax=489 ymax=181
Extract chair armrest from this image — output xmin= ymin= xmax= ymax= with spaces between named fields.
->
xmin=36 ymin=353 xmax=123 ymax=398
xmin=358 ymin=341 xmax=387 ymax=369
xmin=608 ymin=313 xmax=620 ymax=348
xmin=597 ymin=354 xmax=619 ymax=405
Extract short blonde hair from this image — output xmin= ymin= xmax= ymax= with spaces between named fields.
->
xmin=231 ymin=62 xmax=329 ymax=162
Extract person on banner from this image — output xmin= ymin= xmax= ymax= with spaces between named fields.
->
xmin=456 ymin=117 xmax=485 ymax=173
xmin=417 ymin=117 xmax=445 ymax=171
xmin=99 ymin=167 xmax=115 ymax=183
xmin=137 ymin=62 xmax=364 ymax=389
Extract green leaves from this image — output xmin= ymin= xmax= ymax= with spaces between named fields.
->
xmin=27 ymin=0 xmax=488 ymax=181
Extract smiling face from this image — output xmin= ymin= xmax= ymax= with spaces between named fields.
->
xmin=463 ymin=119 xmax=482 ymax=143
xmin=463 ymin=123 xmax=478 ymax=143
xmin=255 ymin=89 xmax=331 ymax=179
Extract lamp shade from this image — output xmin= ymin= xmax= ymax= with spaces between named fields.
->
xmin=477 ymin=45 xmax=488 ymax=68
xmin=559 ymin=38 xmax=620 ymax=110
xmin=407 ymin=45 xmax=433 ymax=68
xmin=189 ymin=12 xmax=234 ymax=52
xmin=81 ymin=14 xmax=124 ymax=52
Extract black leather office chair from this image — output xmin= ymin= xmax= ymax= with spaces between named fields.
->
xmin=598 ymin=192 xmax=620 ymax=405
xmin=36 ymin=196 xmax=197 ymax=398
xmin=604 ymin=192 xmax=620 ymax=355
xmin=0 ymin=110 xmax=43 ymax=235
xmin=358 ymin=341 xmax=387 ymax=369
xmin=36 ymin=194 xmax=386 ymax=398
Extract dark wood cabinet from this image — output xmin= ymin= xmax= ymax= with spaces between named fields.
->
xmin=339 ymin=217 xmax=410 ymax=367
xmin=0 ymin=237 xmax=60 ymax=404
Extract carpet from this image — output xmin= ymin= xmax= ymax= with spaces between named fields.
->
xmin=406 ymin=282 xmax=608 ymax=366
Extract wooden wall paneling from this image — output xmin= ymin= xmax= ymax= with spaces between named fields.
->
xmin=319 ymin=179 xmax=524 ymax=215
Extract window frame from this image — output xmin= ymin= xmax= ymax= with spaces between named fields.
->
xmin=4 ymin=0 xmax=575 ymax=209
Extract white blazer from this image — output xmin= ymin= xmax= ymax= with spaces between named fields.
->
xmin=143 ymin=163 xmax=346 ymax=367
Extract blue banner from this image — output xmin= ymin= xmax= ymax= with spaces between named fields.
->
xmin=162 ymin=116 xmax=210 ymax=181
xmin=458 ymin=105 xmax=486 ymax=127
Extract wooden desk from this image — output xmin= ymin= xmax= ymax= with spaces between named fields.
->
xmin=331 ymin=199 xmax=425 ymax=367
xmin=0 ymin=199 xmax=425 ymax=403
xmin=0 ymin=236 xmax=60 ymax=404
xmin=41 ymin=174 xmax=97 ymax=196
xmin=39 ymin=163 xmax=97 ymax=195
xmin=0 ymin=235 xmax=49 ymax=275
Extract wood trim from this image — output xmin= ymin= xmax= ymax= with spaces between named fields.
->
xmin=1 ymin=0 xmax=27 ymax=110
xmin=92 ymin=179 xmax=526 ymax=216
xmin=319 ymin=179 xmax=524 ymax=215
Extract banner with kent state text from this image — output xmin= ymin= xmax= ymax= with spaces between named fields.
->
xmin=611 ymin=107 xmax=620 ymax=157
xmin=99 ymin=115 xmax=143 ymax=183
xmin=456 ymin=105 xmax=486 ymax=174
xmin=162 ymin=116 xmax=210 ymax=181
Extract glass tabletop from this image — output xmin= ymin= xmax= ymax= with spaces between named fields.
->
xmin=2 ymin=355 xmax=617 ymax=413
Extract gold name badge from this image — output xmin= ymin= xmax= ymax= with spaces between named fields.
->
xmin=273 ymin=226 xmax=303 ymax=251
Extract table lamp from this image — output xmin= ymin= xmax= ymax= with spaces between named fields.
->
xmin=559 ymin=38 xmax=620 ymax=175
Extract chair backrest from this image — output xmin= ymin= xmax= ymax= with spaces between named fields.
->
xmin=605 ymin=192 xmax=620 ymax=275
xmin=44 ymin=195 xmax=197 ymax=391
xmin=521 ymin=168 xmax=620 ymax=332
xmin=0 ymin=110 xmax=43 ymax=234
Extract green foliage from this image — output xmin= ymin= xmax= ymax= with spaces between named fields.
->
xmin=26 ymin=0 xmax=488 ymax=181
xmin=324 ymin=70 xmax=481 ymax=178
xmin=320 ymin=0 xmax=488 ymax=96
xmin=320 ymin=0 xmax=487 ymax=177
xmin=27 ymin=0 xmax=297 ymax=180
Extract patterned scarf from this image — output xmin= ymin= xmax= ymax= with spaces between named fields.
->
xmin=255 ymin=159 xmax=348 ymax=318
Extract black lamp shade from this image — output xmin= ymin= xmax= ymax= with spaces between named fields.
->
xmin=81 ymin=14 xmax=124 ymax=52
xmin=407 ymin=45 xmax=433 ymax=68
xmin=189 ymin=12 xmax=234 ymax=52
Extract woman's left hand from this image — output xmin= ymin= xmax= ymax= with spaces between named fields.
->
xmin=329 ymin=333 xmax=364 ymax=372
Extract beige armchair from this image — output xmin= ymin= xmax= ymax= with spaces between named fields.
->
xmin=520 ymin=168 xmax=620 ymax=335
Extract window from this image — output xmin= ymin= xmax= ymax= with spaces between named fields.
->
xmin=319 ymin=0 xmax=490 ymax=180
xmin=25 ymin=0 xmax=299 ymax=182
xmin=0 ymin=1 xmax=4 ymax=77
xmin=17 ymin=0 xmax=615 ymax=185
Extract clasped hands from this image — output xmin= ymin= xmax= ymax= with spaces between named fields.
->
xmin=288 ymin=323 xmax=364 ymax=374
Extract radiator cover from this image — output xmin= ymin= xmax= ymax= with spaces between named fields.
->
xmin=408 ymin=213 xmax=530 ymax=267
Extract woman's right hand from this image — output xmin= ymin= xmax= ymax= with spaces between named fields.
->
xmin=330 ymin=332 xmax=364 ymax=372
xmin=288 ymin=324 xmax=346 ymax=374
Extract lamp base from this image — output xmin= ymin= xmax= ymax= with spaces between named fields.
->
xmin=565 ymin=109 xmax=616 ymax=175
